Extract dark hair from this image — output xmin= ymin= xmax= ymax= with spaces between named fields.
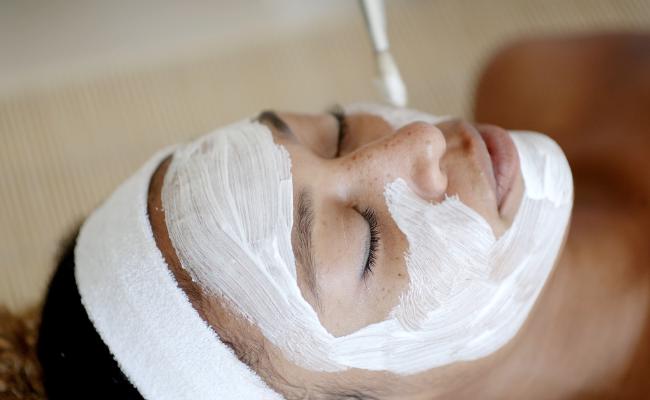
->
xmin=37 ymin=229 xmax=143 ymax=399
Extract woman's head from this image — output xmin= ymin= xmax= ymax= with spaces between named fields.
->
xmin=38 ymin=103 xmax=572 ymax=399
xmin=147 ymin=103 xmax=573 ymax=398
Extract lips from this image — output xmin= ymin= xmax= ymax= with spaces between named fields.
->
xmin=477 ymin=125 xmax=520 ymax=211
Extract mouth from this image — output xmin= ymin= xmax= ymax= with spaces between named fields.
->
xmin=476 ymin=124 xmax=520 ymax=212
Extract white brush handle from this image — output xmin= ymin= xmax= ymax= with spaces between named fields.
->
xmin=376 ymin=50 xmax=407 ymax=107
xmin=359 ymin=0 xmax=408 ymax=107
xmin=359 ymin=0 xmax=388 ymax=52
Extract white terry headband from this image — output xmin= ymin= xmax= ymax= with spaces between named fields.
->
xmin=74 ymin=148 xmax=283 ymax=399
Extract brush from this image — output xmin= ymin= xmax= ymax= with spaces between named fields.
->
xmin=358 ymin=0 xmax=408 ymax=107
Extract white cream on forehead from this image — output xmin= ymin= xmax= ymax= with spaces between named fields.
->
xmin=162 ymin=107 xmax=573 ymax=374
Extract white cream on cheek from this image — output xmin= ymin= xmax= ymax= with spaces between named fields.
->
xmin=162 ymin=109 xmax=573 ymax=374
xmin=383 ymin=133 xmax=572 ymax=372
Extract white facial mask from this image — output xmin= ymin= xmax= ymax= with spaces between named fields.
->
xmin=162 ymin=107 xmax=573 ymax=374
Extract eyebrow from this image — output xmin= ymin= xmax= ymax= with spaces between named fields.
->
xmin=256 ymin=110 xmax=297 ymax=141
xmin=257 ymin=111 xmax=321 ymax=305
xmin=295 ymin=188 xmax=321 ymax=308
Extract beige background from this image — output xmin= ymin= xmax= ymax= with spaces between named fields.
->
xmin=1 ymin=0 xmax=649 ymax=312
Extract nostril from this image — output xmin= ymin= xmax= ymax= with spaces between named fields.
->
xmin=442 ymin=120 xmax=483 ymax=156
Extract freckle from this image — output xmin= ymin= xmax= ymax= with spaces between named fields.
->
xmin=397 ymin=273 xmax=403 ymax=277
xmin=352 ymin=154 xmax=358 ymax=161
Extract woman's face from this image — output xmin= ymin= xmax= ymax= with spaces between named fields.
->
xmin=153 ymin=104 xmax=575 ymax=397
xmin=257 ymin=109 xmax=524 ymax=336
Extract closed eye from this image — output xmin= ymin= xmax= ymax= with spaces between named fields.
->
xmin=329 ymin=106 xmax=348 ymax=157
xmin=360 ymin=207 xmax=380 ymax=279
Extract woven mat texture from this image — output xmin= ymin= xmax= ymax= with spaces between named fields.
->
xmin=1 ymin=0 xmax=649 ymax=312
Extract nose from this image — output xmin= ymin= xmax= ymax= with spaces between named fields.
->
xmin=338 ymin=122 xmax=447 ymax=201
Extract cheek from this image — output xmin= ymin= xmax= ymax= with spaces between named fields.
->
xmin=311 ymin=206 xmax=381 ymax=336
xmin=360 ymin=264 xmax=410 ymax=329
xmin=314 ymin=207 xmax=412 ymax=336
xmin=313 ymin=206 xmax=364 ymax=292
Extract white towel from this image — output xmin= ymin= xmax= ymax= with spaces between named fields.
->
xmin=75 ymin=147 xmax=283 ymax=400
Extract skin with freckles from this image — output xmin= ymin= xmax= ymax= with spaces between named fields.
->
xmin=262 ymin=113 xmax=525 ymax=337
xmin=146 ymin=34 xmax=650 ymax=399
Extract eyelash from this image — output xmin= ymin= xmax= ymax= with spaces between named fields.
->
xmin=360 ymin=207 xmax=380 ymax=277
xmin=330 ymin=107 xmax=348 ymax=157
